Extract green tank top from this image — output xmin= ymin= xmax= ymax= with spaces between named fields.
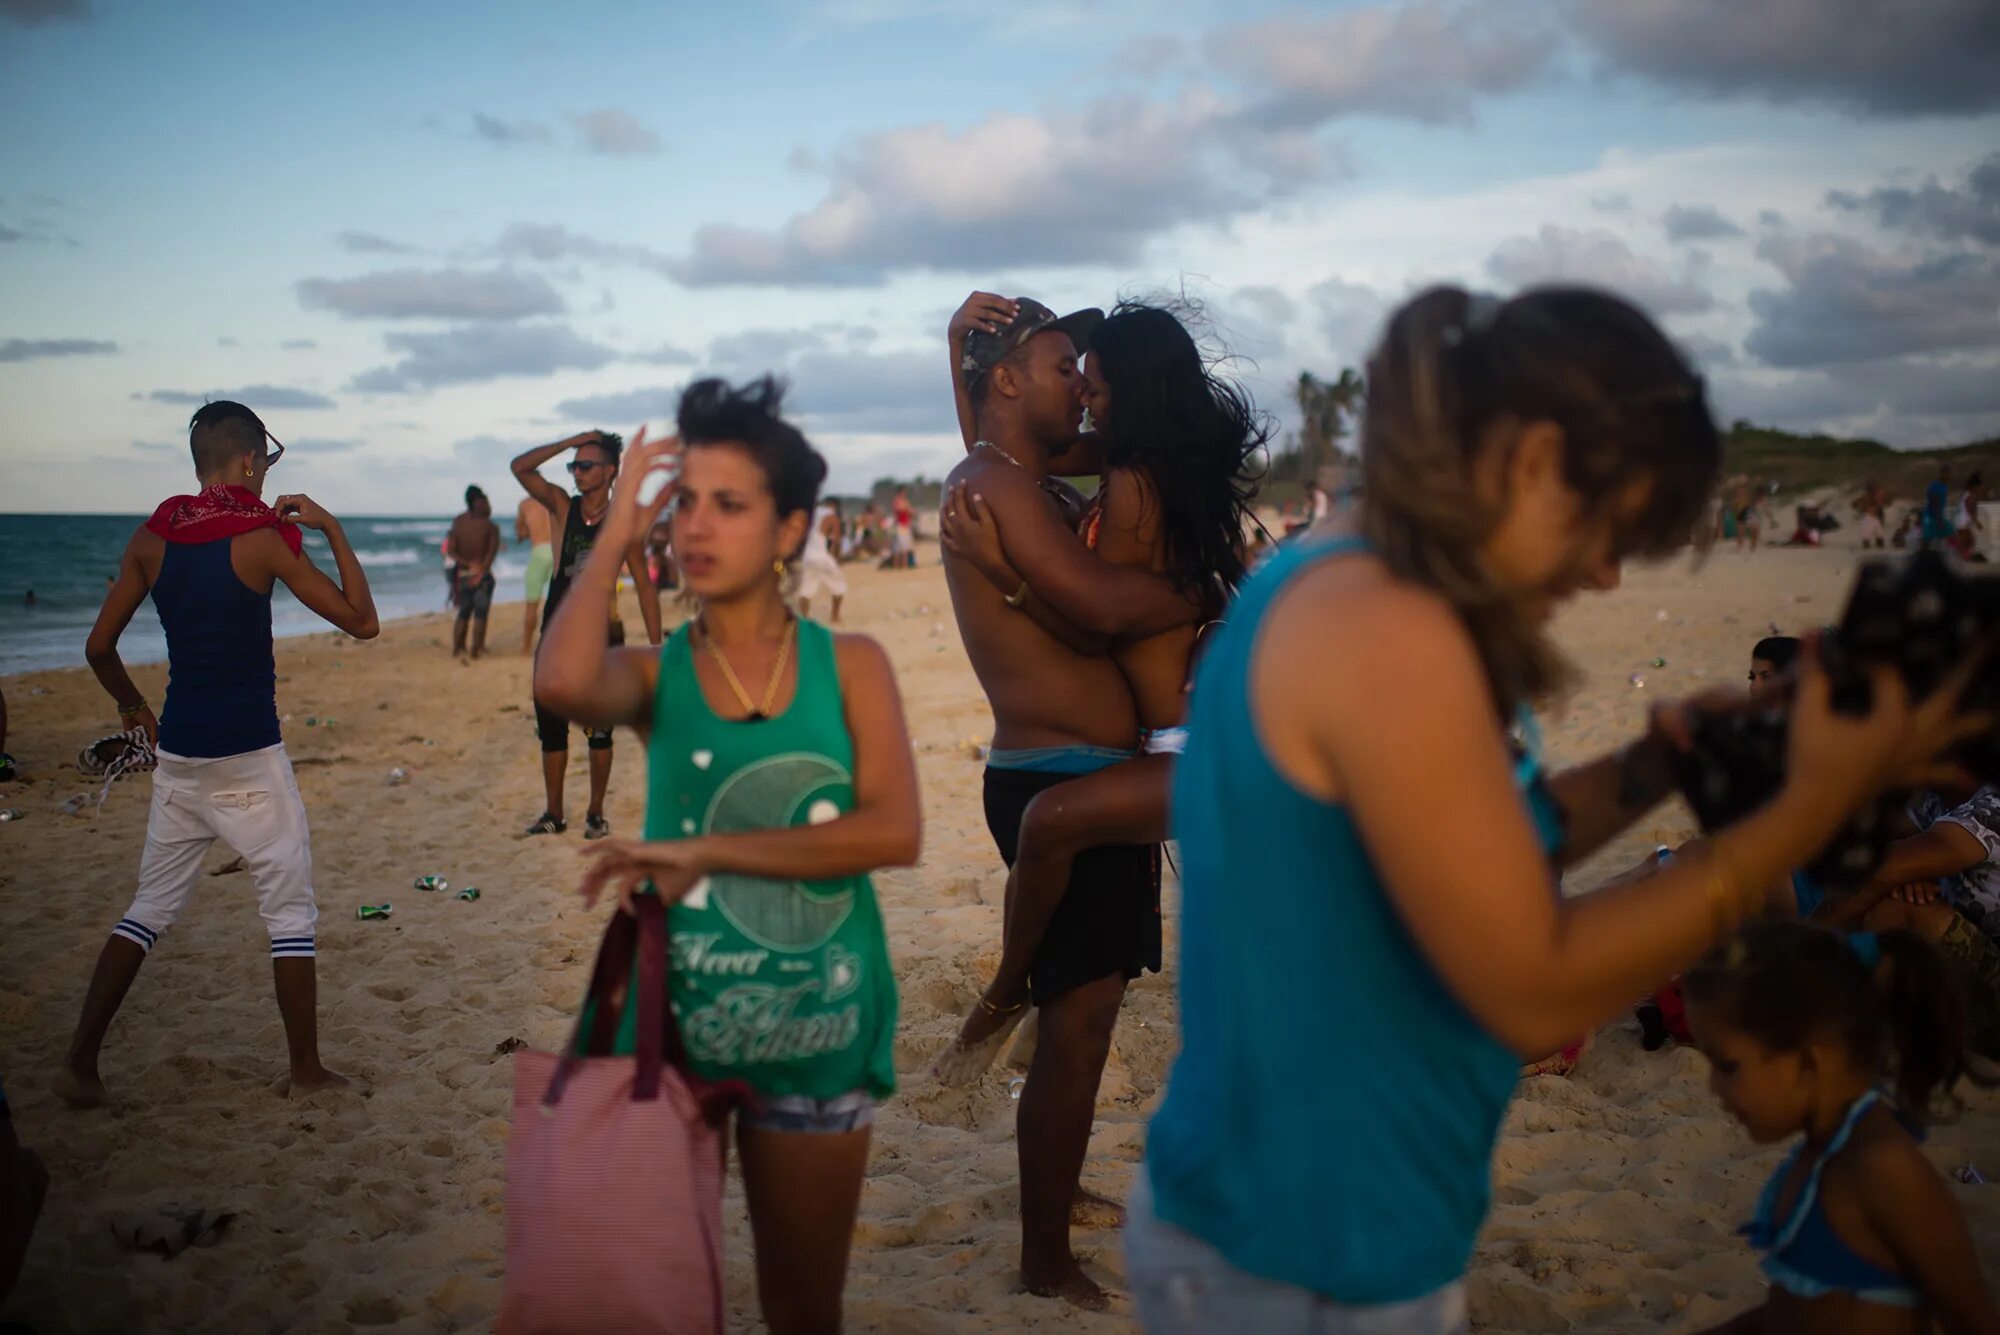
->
xmin=599 ymin=618 xmax=898 ymax=1101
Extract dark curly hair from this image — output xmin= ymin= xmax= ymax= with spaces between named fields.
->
xmin=1091 ymin=301 xmax=1268 ymax=601
xmin=588 ymin=430 xmax=625 ymax=468
xmin=676 ymin=376 xmax=827 ymax=519
xmin=1685 ymin=920 xmax=1964 ymax=1124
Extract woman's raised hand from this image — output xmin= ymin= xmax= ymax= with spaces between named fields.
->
xmin=1782 ymin=637 xmax=1992 ymax=831
xmin=612 ymin=427 xmax=683 ymax=534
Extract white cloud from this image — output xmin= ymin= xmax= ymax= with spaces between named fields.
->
xmin=551 ymin=386 xmax=684 ymax=422
xmin=473 ymin=113 xmax=551 ymax=146
xmin=142 ymin=384 xmax=335 ymax=409
xmin=568 ymin=108 xmax=662 ymax=156
xmin=1828 ymin=150 xmax=2000 ymax=247
xmin=1208 ymin=1 xmax=1557 ymax=127
xmin=496 ymin=223 xmax=676 ymax=277
xmin=338 ymin=229 xmax=422 ymax=256
xmin=670 ymin=89 xmax=1255 ymax=286
xmin=0 ymin=0 xmax=88 ymax=25
xmin=1662 ymin=204 xmax=1744 ymax=243
xmin=1745 ymin=231 xmax=2000 ymax=367
xmin=0 ymin=336 xmax=116 ymax=362
xmin=1564 ymin=0 xmax=2000 ymax=115
xmin=297 ymin=268 xmax=566 ymax=321
xmin=350 ymin=325 xmax=618 ymax=393
xmin=1487 ymin=224 xmax=1715 ymax=314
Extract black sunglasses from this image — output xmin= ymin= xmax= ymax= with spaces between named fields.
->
xmin=192 ymin=402 xmax=283 ymax=469
xmin=566 ymin=459 xmax=608 ymax=475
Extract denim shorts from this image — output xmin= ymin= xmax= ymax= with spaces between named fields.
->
xmin=738 ymin=1089 xmax=874 ymax=1135
xmin=1125 ymin=1173 xmax=1470 ymax=1334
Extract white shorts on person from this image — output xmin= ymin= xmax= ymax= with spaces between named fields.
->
xmin=111 ymin=743 xmax=318 ymax=959
xmin=797 ymin=552 xmax=848 ymax=602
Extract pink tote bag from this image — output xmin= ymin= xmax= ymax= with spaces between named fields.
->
xmin=499 ymin=895 xmax=742 ymax=1334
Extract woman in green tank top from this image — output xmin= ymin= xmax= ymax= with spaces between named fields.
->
xmin=535 ymin=376 xmax=920 ymax=1334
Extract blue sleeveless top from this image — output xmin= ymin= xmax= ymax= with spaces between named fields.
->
xmin=1146 ymin=534 xmax=1563 ymax=1303
xmin=153 ymin=538 xmax=280 ymax=759
xmin=1743 ymin=1088 xmax=1920 ymax=1307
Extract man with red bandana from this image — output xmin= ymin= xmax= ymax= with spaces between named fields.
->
xmin=54 ymin=401 xmax=380 ymax=1108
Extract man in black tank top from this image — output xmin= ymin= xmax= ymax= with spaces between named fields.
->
xmin=511 ymin=430 xmax=662 ymax=838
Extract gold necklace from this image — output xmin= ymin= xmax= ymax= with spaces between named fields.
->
xmin=699 ymin=615 xmax=796 ymax=721
xmin=976 ymin=440 xmax=1069 ymax=503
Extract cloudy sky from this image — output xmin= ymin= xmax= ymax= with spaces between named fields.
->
xmin=2 ymin=0 xmax=1997 ymax=515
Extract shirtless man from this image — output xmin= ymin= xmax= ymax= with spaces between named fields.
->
xmin=939 ymin=299 xmax=1205 ymax=1308
xmin=57 ymin=401 xmax=378 ymax=1104
xmin=448 ymin=485 xmax=500 ymax=661
xmin=517 ymin=493 xmax=555 ymax=654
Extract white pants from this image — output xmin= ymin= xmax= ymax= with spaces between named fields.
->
xmin=112 ymin=744 xmax=318 ymax=959
xmin=797 ymin=553 xmax=848 ymax=601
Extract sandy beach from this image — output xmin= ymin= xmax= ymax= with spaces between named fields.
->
xmin=4 ymin=539 xmax=2000 ymax=1334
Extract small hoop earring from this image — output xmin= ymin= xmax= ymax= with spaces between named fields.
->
xmin=773 ymin=559 xmax=786 ymax=576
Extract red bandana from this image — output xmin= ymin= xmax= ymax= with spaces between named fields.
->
xmin=144 ymin=485 xmax=303 ymax=556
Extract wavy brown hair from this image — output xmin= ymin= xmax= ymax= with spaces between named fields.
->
xmin=1359 ymin=284 xmax=1720 ymax=711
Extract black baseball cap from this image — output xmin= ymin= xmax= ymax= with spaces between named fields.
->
xmin=960 ymin=297 xmax=1104 ymax=388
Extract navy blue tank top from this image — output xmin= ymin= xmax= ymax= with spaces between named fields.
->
xmin=153 ymin=538 xmax=280 ymax=758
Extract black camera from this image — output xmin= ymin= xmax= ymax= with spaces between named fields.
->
xmin=1669 ymin=550 xmax=2000 ymax=885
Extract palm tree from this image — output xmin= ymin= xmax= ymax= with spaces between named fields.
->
xmin=1294 ymin=367 xmax=1366 ymax=472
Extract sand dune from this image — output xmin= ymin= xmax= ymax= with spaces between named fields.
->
xmin=4 ymin=542 xmax=2000 ymax=1333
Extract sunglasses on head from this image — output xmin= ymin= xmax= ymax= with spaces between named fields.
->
xmin=192 ymin=402 xmax=284 ymax=469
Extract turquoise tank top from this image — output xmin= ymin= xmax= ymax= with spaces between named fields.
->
xmin=1146 ymin=534 xmax=1565 ymax=1303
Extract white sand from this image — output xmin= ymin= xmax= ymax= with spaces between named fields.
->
xmin=3 ymin=541 xmax=1999 ymax=1332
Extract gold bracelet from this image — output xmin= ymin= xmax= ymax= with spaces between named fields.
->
xmin=1704 ymin=844 xmax=1743 ymax=941
xmin=117 ymin=699 xmax=148 ymax=720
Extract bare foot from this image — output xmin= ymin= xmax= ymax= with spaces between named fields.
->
xmin=53 ymin=1066 xmax=107 ymax=1109
xmin=1022 ymin=1259 xmax=1110 ymax=1312
xmin=273 ymin=1068 xmax=354 ymax=1098
xmin=931 ymin=990 xmax=1028 ymax=1087
xmin=1070 ymin=1187 xmax=1126 ymax=1230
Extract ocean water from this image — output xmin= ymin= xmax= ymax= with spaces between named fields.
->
xmin=0 ymin=513 xmax=534 ymax=676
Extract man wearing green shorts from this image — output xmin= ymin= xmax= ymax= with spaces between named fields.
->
xmin=517 ymin=494 xmax=555 ymax=655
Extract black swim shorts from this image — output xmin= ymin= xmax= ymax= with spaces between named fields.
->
xmin=455 ymin=572 xmax=496 ymax=622
xmin=531 ymin=617 xmax=624 ymax=753
xmin=982 ymin=766 xmax=1162 ymax=1007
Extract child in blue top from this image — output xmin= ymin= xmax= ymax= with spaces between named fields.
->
xmin=1685 ymin=921 xmax=1997 ymax=1333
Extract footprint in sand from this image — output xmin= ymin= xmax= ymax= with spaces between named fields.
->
xmin=344 ymin=1295 xmax=402 ymax=1326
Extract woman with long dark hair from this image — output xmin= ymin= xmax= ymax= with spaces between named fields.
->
xmin=932 ymin=295 xmax=1264 ymax=1086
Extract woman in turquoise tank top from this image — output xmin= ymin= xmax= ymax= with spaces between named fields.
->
xmin=536 ymin=377 xmax=920 ymax=1334
xmin=1129 ymin=287 xmax=1988 ymax=1332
